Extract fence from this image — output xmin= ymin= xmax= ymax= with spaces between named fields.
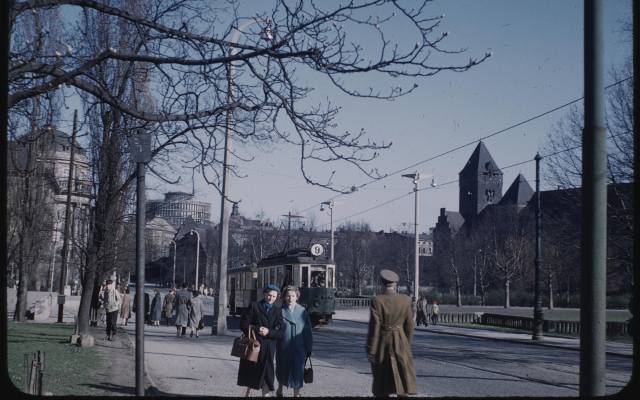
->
xmin=334 ymin=298 xmax=629 ymax=337
xmin=24 ymin=351 xmax=45 ymax=395
xmin=479 ymin=313 xmax=629 ymax=337
xmin=335 ymin=297 xmax=371 ymax=308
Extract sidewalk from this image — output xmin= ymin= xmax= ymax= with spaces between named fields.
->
xmin=333 ymin=308 xmax=633 ymax=357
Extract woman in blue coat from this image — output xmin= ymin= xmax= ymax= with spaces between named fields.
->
xmin=276 ymin=286 xmax=313 ymax=397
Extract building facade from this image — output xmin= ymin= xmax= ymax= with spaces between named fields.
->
xmin=146 ymin=191 xmax=211 ymax=228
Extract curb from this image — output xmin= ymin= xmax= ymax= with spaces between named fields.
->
xmin=333 ymin=318 xmax=632 ymax=358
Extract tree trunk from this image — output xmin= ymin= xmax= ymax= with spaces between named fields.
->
xmin=76 ymin=248 xmax=98 ymax=337
xmin=504 ymin=278 xmax=510 ymax=308
xmin=548 ymin=271 xmax=554 ymax=309
xmin=14 ymin=237 xmax=29 ymax=321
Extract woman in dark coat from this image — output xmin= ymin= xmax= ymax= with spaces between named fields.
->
xmin=237 ymin=284 xmax=284 ymax=397
xmin=150 ymin=289 xmax=163 ymax=326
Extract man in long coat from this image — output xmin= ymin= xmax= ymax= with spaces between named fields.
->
xmin=366 ymin=269 xmax=417 ymax=397
xmin=173 ymin=282 xmax=192 ymax=337
xmin=237 ymin=284 xmax=284 ymax=396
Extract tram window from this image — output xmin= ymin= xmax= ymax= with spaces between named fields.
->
xmin=276 ymin=267 xmax=283 ymax=287
xmin=328 ymin=268 xmax=334 ymax=288
xmin=293 ymin=266 xmax=300 ymax=287
xmin=301 ymin=266 xmax=309 ymax=288
xmin=310 ymin=270 xmax=326 ymax=288
xmin=258 ymin=270 xmax=263 ymax=289
xmin=270 ymin=268 xmax=276 ymax=285
xmin=283 ymin=265 xmax=293 ymax=288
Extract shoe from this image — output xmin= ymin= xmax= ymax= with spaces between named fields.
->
xmin=190 ymin=331 xmax=194 ymax=338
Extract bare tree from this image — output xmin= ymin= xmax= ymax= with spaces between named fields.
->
xmin=10 ymin=0 xmax=490 ymax=337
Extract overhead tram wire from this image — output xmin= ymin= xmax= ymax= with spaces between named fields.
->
xmin=318 ymin=128 xmax=630 ymax=229
xmin=293 ymin=76 xmax=633 ymax=217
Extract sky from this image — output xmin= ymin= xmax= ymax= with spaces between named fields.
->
xmin=60 ymin=0 xmax=634 ymax=234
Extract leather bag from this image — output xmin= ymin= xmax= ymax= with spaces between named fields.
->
xmin=197 ymin=318 xmax=204 ymax=330
xmin=231 ymin=326 xmax=261 ymax=363
xmin=304 ymin=356 xmax=313 ymax=383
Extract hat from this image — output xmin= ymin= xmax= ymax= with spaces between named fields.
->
xmin=379 ymin=269 xmax=399 ymax=284
xmin=264 ymin=284 xmax=281 ymax=294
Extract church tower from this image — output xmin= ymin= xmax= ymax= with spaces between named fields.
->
xmin=459 ymin=141 xmax=503 ymax=221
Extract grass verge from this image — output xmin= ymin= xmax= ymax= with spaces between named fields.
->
xmin=7 ymin=321 xmax=106 ymax=396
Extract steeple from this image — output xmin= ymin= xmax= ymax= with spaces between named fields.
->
xmin=459 ymin=141 xmax=503 ymax=221
xmin=499 ymin=174 xmax=534 ymax=206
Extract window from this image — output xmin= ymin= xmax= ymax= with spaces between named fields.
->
xmin=327 ymin=267 xmax=334 ymax=288
xmin=301 ymin=266 xmax=309 ymax=288
xmin=293 ymin=266 xmax=300 ymax=287
xmin=276 ymin=267 xmax=283 ymax=288
xmin=283 ymin=265 xmax=293 ymax=288
xmin=310 ymin=269 xmax=326 ymax=288
xmin=258 ymin=269 xmax=263 ymax=289
xmin=270 ymin=268 xmax=276 ymax=285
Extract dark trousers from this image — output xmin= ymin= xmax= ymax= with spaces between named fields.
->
xmin=106 ymin=310 xmax=119 ymax=336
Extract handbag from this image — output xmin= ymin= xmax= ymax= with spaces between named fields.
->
xmin=303 ymin=356 xmax=313 ymax=384
xmin=231 ymin=325 xmax=261 ymax=363
xmin=197 ymin=318 xmax=204 ymax=330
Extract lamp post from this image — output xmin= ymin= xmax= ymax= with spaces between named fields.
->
xmin=532 ymin=153 xmax=544 ymax=340
xmin=473 ymin=248 xmax=482 ymax=298
xmin=128 ymin=128 xmax=152 ymax=396
xmin=402 ymin=171 xmax=420 ymax=312
xmin=170 ymin=239 xmax=177 ymax=288
xmin=215 ymin=17 xmax=272 ymax=336
xmin=320 ymin=201 xmax=335 ymax=260
xmin=190 ymin=230 xmax=200 ymax=289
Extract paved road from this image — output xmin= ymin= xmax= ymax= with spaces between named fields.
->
xmin=120 ymin=307 xmax=631 ymax=397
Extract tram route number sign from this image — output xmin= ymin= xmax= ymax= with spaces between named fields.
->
xmin=310 ymin=244 xmax=324 ymax=257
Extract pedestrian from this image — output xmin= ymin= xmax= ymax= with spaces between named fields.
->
xmin=276 ymin=286 xmax=313 ymax=398
xmin=101 ymin=279 xmax=122 ymax=341
xmin=144 ymin=292 xmax=151 ymax=324
xmin=150 ymin=289 xmax=163 ymax=326
xmin=173 ymin=282 xmax=192 ymax=338
xmin=163 ymin=287 xmax=176 ymax=326
xmin=98 ymin=280 xmax=107 ymax=325
xmin=416 ymin=294 xmax=428 ymax=327
xmin=188 ymin=290 xmax=203 ymax=338
xmin=120 ymin=287 xmax=132 ymax=326
xmin=366 ymin=269 xmax=417 ymax=397
xmin=237 ymin=284 xmax=284 ymax=397
xmin=430 ymin=300 xmax=440 ymax=325
xmin=90 ymin=282 xmax=102 ymax=327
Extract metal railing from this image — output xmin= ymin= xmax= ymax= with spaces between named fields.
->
xmin=335 ymin=297 xmax=371 ymax=308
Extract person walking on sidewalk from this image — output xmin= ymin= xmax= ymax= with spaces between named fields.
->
xmin=275 ymin=286 xmax=313 ymax=398
xmin=150 ymin=289 xmax=163 ymax=326
xmin=120 ymin=287 xmax=132 ymax=326
xmin=366 ymin=269 xmax=417 ymax=397
xmin=174 ymin=282 xmax=192 ymax=337
xmin=163 ymin=288 xmax=176 ymax=326
xmin=416 ymin=294 xmax=428 ymax=327
xmin=101 ymin=279 xmax=122 ymax=341
xmin=430 ymin=300 xmax=440 ymax=325
xmin=237 ymin=284 xmax=284 ymax=397
xmin=188 ymin=290 xmax=203 ymax=338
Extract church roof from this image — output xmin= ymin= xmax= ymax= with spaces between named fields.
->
xmin=499 ymin=174 xmax=534 ymax=206
xmin=459 ymin=141 xmax=502 ymax=177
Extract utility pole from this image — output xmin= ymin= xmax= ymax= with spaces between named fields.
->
xmin=580 ymin=0 xmax=607 ymax=395
xmin=57 ymin=110 xmax=78 ymax=323
xmin=532 ymin=153 xmax=544 ymax=340
xmin=281 ymin=211 xmax=304 ymax=251
xmin=128 ymin=129 xmax=152 ymax=397
xmin=321 ymin=201 xmax=335 ymax=259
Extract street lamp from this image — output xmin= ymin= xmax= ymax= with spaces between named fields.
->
xmin=215 ymin=17 xmax=271 ymax=336
xmin=320 ymin=200 xmax=335 ymax=260
xmin=190 ymin=230 xmax=200 ymax=289
xmin=402 ymin=171 xmax=420 ymax=312
xmin=532 ymin=152 xmax=544 ymax=340
xmin=170 ymin=239 xmax=177 ymax=288
xmin=473 ymin=248 xmax=482 ymax=298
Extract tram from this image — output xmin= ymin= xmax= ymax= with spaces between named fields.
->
xmin=227 ymin=244 xmax=337 ymax=326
